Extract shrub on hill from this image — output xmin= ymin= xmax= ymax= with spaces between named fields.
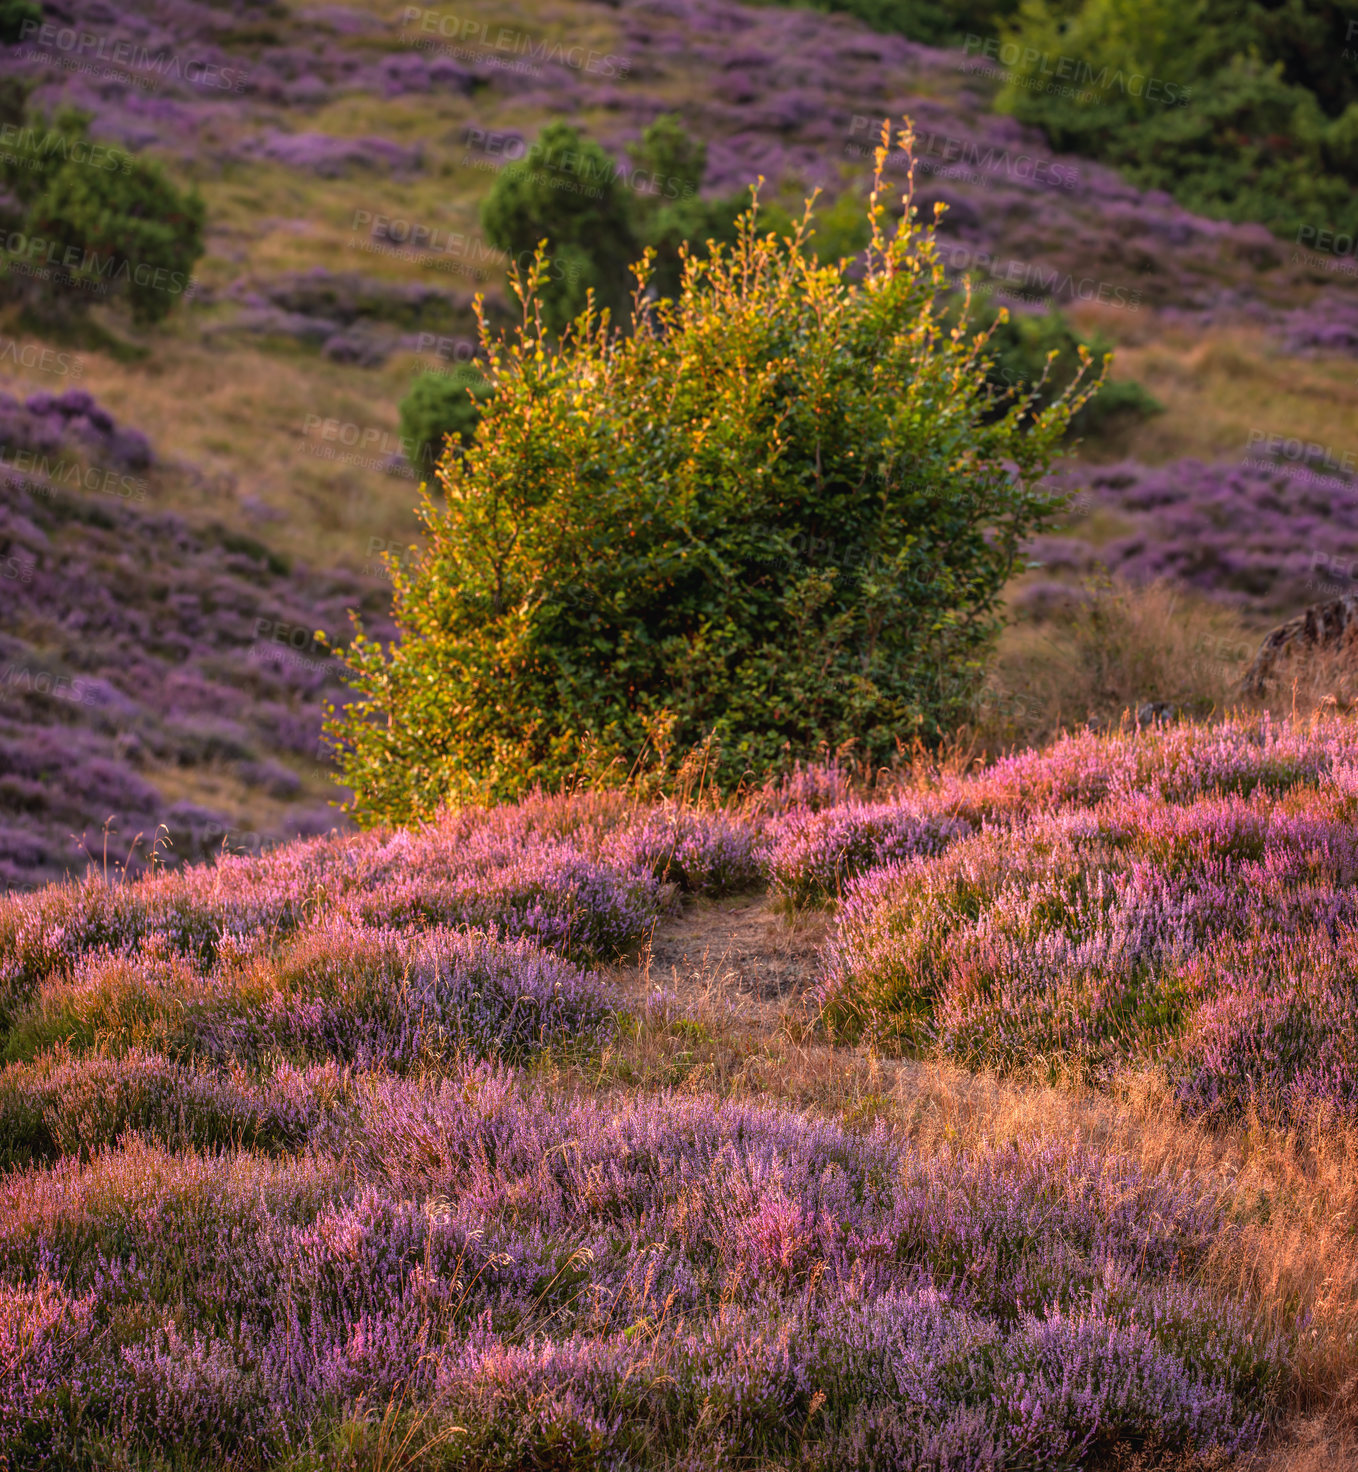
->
xmin=330 ymin=130 xmax=1102 ymax=824
xmin=481 ymin=114 xmax=763 ymax=320
xmin=398 ymin=368 xmax=493 ymax=476
xmin=946 ymin=298 xmax=1161 ymax=438
xmin=0 ymin=95 xmax=204 ymax=325
xmin=998 ymin=0 xmax=1358 ymax=239
xmin=479 ymin=121 xmax=641 ymax=334
xmin=0 ymin=0 xmax=39 ymax=44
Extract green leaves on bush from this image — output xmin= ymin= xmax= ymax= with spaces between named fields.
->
xmin=0 ymin=0 xmax=40 ymax=45
xmin=997 ymin=0 xmax=1358 ymax=240
xmin=950 ymin=298 xmax=1161 ymax=437
xmin=0 ymin=97 xmax=204 ymax=325
xmin=800 ymin=0 xmax=1020 ymax=47
xmin=480 ymin=114 xmax=851 ymax=324
xmin=329 ymin=131 xmax=1103 ymax=824
xmin=399 ymin=371 xmax=494 ymax=479
xmin=480 ymin=121 xmax=641 ymax=334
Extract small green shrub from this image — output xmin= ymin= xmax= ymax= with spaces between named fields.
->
xmin=399 ymin=370 xmax=494 ymax=477
xmin=0 ymin=0 xmax=40 ymax=44
xmin=480 ymin=121 xmax=640 ymax=334
xmin=0 ymin=101 xmax=204 ymax=325
xmin=949 ymin=299 xmax=1160 ymax=438
xmin=329 ymin=129 xmax=1101 ymax=824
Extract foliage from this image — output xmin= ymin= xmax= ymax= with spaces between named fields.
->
xmin=949 ymin=298 xmax=1161 ymax=438
xmin=0 ymin=0 xmax=40 ymax=45
xmin=479 ymin=121 xmax=640 ymax=334
xmin=331 ymin=130 xmax=1101 ymax=825
xmin=0 ymin=100 xmax=204 ymax=325
xmin=10 ymin=718 xmax=1355 ymax=1465
xmin=398 ymin=370 xmax=493 ymax=478
xmin=998 ymin=0 xmax=1358 ymax=238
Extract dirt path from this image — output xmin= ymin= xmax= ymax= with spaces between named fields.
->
xmin=624 ymin=893 xmax=830 ymax=1030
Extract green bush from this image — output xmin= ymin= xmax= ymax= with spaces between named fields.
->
xmin=0 ymin=102 xmax=204 ymax=325
xmin=329 ymin=136 xmax=1101 ymax=824
xmin=628 ymin=113 xmax=750 ymax=301
xmin=998 ymin=0 xmax=1358 ymax=239
xmin=949 ymin=298 xmax=1161 ymax=437
xmin=482 ymin=114 xmax=870 ymax=320
xmin=480 ymin=121 xmax=640 ymax=334
xmin=399 ymin=370 xmax=494 ymax=478
xmin=0 ymin=0 xmax=40 ymax=45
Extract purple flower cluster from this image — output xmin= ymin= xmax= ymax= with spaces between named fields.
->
xmin=0 ymin=1072 xmax=1280 ymax=1465
xmin=0 ymin=460 xmax=395 ymax=889
xmin=766 ymin=801 xmax=974 ymax=907
xmin=0 ymin=387 xmax=151 ymax=471
xmin=336 ymin=828 xmax=664 ymax=964
xmin=4 ymin=712 xmax=1327 ymax=1462
xmin=818 ymin=715 xmax=1358 ymax=1124
xmin=1029 ymin=457 xmax=1358 ymax=615
xmin=0 ymin=814 xmax=663 ymax=1032
xmin=605 ymin=805 xmax=766 ymax=895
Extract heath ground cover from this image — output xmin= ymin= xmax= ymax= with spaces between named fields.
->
xmin=4 ymin=714 xmax=1358 ymax=1465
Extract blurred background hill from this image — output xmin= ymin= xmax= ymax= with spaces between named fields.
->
xmin=0 ymin=0 xmax=1355 ymax=885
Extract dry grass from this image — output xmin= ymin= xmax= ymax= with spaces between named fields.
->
xmin=1076 ymin=323 xmax=1358 ymax=469
xmin=970 ymin=579 xmax=1358 ymax=760
xmin=972 ymin=580 xmax=1258 ymax=754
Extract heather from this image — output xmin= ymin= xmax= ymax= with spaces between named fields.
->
xmin=7 ymin=716 xmax=1358 ymax=1462
xmin=819 ymin=719 xmax=1358 ymax=1128
xmin=2 ymin=0 xmax=1358 ymax=1460
xmin=0 ymin=1072 xmax=1283 ymax=1467
xmin=1029 ymin=457 xmax=1358 ymax=616
xmin=0 ymin=419 xmax=396 ymax=888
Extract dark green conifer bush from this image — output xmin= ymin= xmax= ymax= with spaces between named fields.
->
xmin=329 ymin=129 xmax=1101 ymax=824
xmin=399 ymin=370 xmax=494 ymax=476
xmin=0 ymin=96 xmax=204 ymax=325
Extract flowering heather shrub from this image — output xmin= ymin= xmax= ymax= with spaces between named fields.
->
xmin=1032 ymin=457 xmax=1358 ymax=615
xmin=605 ymin=806 xmax=766 ymax=896
xmin=939 ymin=715 xmax=1348 ymax=823
xmin=1171 ymin=933 xmax=1358 ymax=1125
xmin=340 ymin=838 xmax=662 ymax=964
xmin=767 ymin=801 xmax=974 ymax=907
xmin=0 ymin=816 xmax=661 ymax=1021
xmin=0 ymin=1049 xmax=339 ymax=1167
xmin=0 ymin=467 xmax=395 ymax=889
xmin=256 ymin=924 xmax=615 ymax=1068
xmin=819 ymin=756 xmax=1358 ymax=1123
xmin=0 ymin=1074 xmax=1280 ymax=1466
xmin=0 ymin=872 xmax=282 ymax=1031
xmin=4 ymin=925 xmax=613 ymax=1074
xmin=0 ymin=388 xmax=152 ymax=470
xmin=747 ymin=758 xmax=857 ymax=816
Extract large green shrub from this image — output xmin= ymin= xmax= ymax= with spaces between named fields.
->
xmin=329 ymin=133 xmax=1100 ymax=825
xmin=997 ymin=0 xmax=1358 ymax=238
xmin=628 ymin=113 xmax=749 ymax=301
